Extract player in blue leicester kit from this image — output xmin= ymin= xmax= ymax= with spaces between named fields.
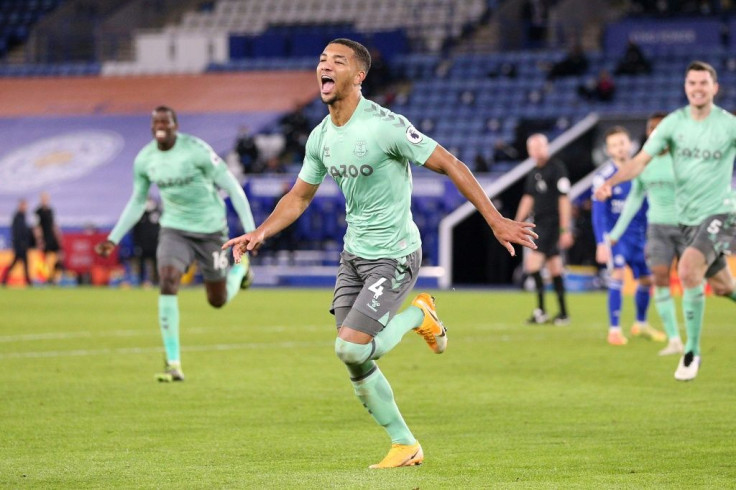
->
xmin=223 ymin=39 xmax=538 ymax=468
xmin=592 ymin=126 xmax=665 ymax=346
xmin=608 ymin=113 xmax=685 ymax=356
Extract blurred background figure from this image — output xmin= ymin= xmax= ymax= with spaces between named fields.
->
xmin=132 ymin=197 xmax=161 ymax=287
xmin=521 ymin=0 xmax=550 ymax=49
xmin=34 ymin=191 xmax=64 ymax=284
xmin=578 ymin=69 xmax=616 ymax=102
xmin=234 ymin=126 xmax=260 ymax=174
xmin=614 ymin=40 xmax=652 ymax=76
xmin=1 ymin=199 xmax=33 ymax=287
xmin=546 ymin=43 xmax=589 ymax=81
xmin=278 ymin=103 xmax=311 ymax=165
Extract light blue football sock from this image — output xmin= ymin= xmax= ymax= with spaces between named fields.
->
xmin=654 ymin=286 xmax=680 ymax=341
xmin=372 ymin=306 xmax=424 ymax=359
xmin=350 ymin=365 xmax=416 ymax=445
xmin=226 ymin=263 xmax=246 ymax=303
xmin=158 ymin=294 xmax=180 ymax=363
xmin=683 ymin=284 xmax=705 ymax=356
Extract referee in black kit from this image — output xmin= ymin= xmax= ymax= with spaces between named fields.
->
xmin=514 ymin=134 xmax=573 ymax=326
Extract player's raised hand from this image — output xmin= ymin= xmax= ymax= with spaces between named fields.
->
xmin=491 ymin=218 xmax=537 ymax=256
xmin=222 ymin=230 xmax=266 ymax=263
xmin=95 ymin=240 xmax=116 ymax=257
xmin=594 ymin=181 xmax=613 ymax=201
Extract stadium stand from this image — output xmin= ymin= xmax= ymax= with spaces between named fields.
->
xmin=1 ymin=0 xmax=735 ymax=285
xmin=0 ymin=0 xmax=63 ymax=59
xmin=176 ymin=0 xmax=487 ymax=52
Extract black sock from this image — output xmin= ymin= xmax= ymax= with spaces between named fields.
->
xmin=552 ymin=275 xmax=567 ymax=316
xmin=531 ymin=271 xmax=545 ymax=312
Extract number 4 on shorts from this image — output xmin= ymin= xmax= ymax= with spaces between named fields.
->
xmin=368 ymin=278 xmax=387 ymax=298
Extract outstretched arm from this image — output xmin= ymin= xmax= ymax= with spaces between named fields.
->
xmin=213 ymin=164 xmax=256 ymax=233
xmin=423 ymin=145 xmax=537 ymax=255
xmin=96 ymin=170 xmax=150 ymax=256
xmin=608 ymin=178 xmax=645 ymax=243
xmin=594 ymin=150 xmax=652 ymax=200
xmin=222 ymin=178 xmax=319 ymax=262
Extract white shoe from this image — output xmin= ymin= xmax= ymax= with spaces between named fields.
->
xmin=674 ymin=352 xmax=701 ymax=381
xmin=659 ymin=338 xmax=684 ymax=356
xmin=526 ymin=308 xmax=548 ymax=325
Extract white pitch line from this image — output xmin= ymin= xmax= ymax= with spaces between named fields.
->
xmin=0 ymin=325 xmax=328 ymax=343
xmin=0 ymin=340 xmax=331 ymax=360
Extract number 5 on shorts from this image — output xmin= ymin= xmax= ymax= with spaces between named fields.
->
xmin=707 ymin=219 xmax=722 ymax=234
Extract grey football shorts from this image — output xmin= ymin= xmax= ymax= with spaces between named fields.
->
xmin=331 ymin=249 xmax=422 ymax=337
xmin=157 ymin=227 xmax=230 ymax=282
xmin=645 ymin=224 xmax=687 ymax=268
xmin=681 ymin=213 xmax=736 ymax=278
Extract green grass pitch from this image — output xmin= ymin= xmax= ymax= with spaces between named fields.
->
xmin=1 ymin=287 xmax=735 ymax=488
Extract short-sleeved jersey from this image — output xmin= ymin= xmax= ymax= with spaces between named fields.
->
xmin=298 ymin=97 xmax=438 ymax=259
xmin=592 ymin=161 xmax=648 ymax=245
xmin=523 ymin=159 xmax=570 ymax=222
xmin=643 ymin=105 xmax=736 ymax=225
xmin=633 ymin=151 xmax=678 ymax=226
xmin=133 ymin=133 xmax=231 ymax=233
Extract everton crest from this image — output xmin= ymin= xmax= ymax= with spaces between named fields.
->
xmin=353 ymin=140 xmax=368 ymax=159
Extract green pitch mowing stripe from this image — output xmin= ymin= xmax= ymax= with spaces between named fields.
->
xmin=1 ymin=288 xmax=735 ymax=488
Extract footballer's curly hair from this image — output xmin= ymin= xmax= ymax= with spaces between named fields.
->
xmin=328 ymin=38 xmax=371 ymax=74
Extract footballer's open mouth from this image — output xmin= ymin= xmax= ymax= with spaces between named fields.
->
xmin=320 ymin=75 xmax=335 ymax=94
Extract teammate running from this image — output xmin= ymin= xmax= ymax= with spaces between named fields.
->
xmin=595 ymin=61 xmax=736 ymax=380
xmin=608 ymin=113 xmax=685 ymax=356
xmin=96 ymin=106 xmax=255 ymax=382
xmin=223 ymin=38 xmax=537 ymax=468
xmin=592 ymin=127 xmax=665 ymax=346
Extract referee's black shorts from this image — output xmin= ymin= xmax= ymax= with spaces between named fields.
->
xmin=533 ymin=219 xmax=561 ymax=257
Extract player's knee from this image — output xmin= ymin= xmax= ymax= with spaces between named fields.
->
xmin=334 ymin=337 xmax=373 ymax=365
xmin=158 ymin=267 xmax=181 ymax=294
xmin=638 ymin=276 xmax=653 ymax=288
xmin=159 ymin=277 xmax=179 ymax=295
xmin=208 ymin=296 xmax=226 ymax=308
xmin=678 ymin=268 xmax=701 ymax=289
xmin=652 ymin=270 xmax=670 ymax=287
xmin=207 ymin=290 xmax=227 ymax=308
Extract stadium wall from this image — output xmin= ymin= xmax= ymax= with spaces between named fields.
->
xmin=0 ymin=71 xmax=318 ymax=229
